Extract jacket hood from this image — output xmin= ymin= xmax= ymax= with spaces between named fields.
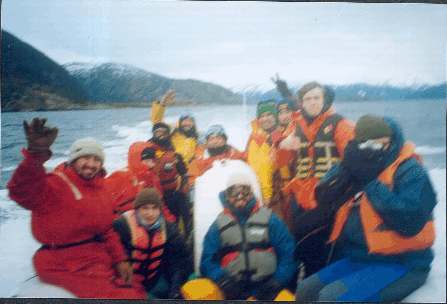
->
xmin=382 ymin=116 xmax=405 ymax=166
xmin=54 ymin=162 xmax=106 ymax=188
xmin=127 ymin=142 xmax=151 ymax=177
xmin=218 ymin=190 xmax=257 ymax=220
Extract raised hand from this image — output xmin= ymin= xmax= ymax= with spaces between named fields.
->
xmin=271 ymin=73 xmax=293 ymax=99
xmin=23 ymin=117 xmax=58 ymax=153
xmin=160 ymin=89 xmax=176 ymax=106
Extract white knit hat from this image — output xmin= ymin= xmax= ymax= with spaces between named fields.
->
xmin=225 ymin=171 xmax=252 ymax=190
xmin=68 ymin=137 xmax=105 ymax=164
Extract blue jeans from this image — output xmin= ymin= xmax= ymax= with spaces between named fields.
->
xmin=296 ymin=258 xmax=411 ymax=302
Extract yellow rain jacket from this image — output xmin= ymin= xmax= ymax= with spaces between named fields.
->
xmin=245 ymin=120 xmax=282 ymax=203
xmin=150 ymin=101 xmax=198 ymax=166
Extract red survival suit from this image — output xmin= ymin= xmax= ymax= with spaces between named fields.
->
xmin=106 ymin=142 xmax=175 ymax=222
xmin=7 ymin=149 xmax=146 ymax=299
xmin=188 ymin=144 xmax=246 ymax=187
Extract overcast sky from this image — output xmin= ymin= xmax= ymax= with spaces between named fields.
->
xmin=2 ymin=1 xmax=447 ymax=90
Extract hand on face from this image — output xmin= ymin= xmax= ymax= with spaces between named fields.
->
xmin=342 ymin=138 xmax=391 ymax=185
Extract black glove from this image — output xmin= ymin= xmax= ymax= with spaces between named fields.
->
xmin=217 ymin=274 xmax=242 ymax=300
xmin=254 ymin=278 xmax=283 ymax=301
xmin=315 ymin=165 xmax=352 ymax=208
xmin=23 ymin=117 xmax=58 ymax=153
xmin=342 ymin=140 xmax=389 ymax=186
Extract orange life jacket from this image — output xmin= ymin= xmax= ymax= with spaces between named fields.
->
xmin=123 ymin=210 xmax=167 ymax=285
xmin=328 ymin=142 xmax=435 ymax=255
xmin=153 ymin=150 xmax=181 ymax=192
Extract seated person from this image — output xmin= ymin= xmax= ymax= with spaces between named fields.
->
xmin=113 ymin=188 xmax=193 ymax=299
xmin=199 ymin=171 xmax=297 ymax=300
xmin=295 ymin=115 xmax=437 ymax=302
xmin=8 ymin=118 xmax=144 ymax=299
xmin=188 ymin=124 xmax=245 ymax=186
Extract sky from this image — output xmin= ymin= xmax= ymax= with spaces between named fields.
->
xmin=2 ymin=1 xmax=447 ymax=90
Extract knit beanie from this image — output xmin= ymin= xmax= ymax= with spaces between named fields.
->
xmin=277 ymin=99 xmax=295 ymax=112
xmin=225 ymin=172 xmax=252 ymax=190
xmin=205 ymin=124 xmax=227 ymax=140
xmin=68 ymin=137 xmax=105 ymax=164
xmin=141 ymin=147 xmax=156 ymax=160
xmin=134 ymin=187 xmax=163 ymax=209
xmin=152 ymin=122 xmax=171 ymax=133
xmin=355 ymin=115 xmax=393 ymax=142
xmin=256 ymin=99 xmax=277 ymax=118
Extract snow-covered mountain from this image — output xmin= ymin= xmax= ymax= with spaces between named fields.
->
xmin=233 ymin=81 xmax=446 ymax=103
xmin=64 ymin=62 xmax=242 ymax=105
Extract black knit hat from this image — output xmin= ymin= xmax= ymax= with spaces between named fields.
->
xmin=152 ymin=122 xmax=170 ymax=133
xmin=355 ymin=115 xmax=393 ymax=142
xmin=141 ymin=147 xmax=156 ymax=160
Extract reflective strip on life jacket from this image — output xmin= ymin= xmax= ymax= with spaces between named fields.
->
xmin=294 ymin=114 xmax=342 ymax=179
xmin=54 ymin=171 xmax=83 ymax=200
xmin=328 ymin=142 xmax=435 ymax=255
xmin=123 ymin=210 xmax=167 ymax=283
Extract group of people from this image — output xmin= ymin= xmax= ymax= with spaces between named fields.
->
xmin=7 ymin=79 xmax=437 ymax=301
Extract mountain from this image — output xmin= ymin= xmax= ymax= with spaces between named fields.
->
xmin=1 ymin=31 xmax=88 ymax=112
xmin=236 ymin=82 xmax=446 ymax=103
xmin=64 ymin=62 xmax=242 ymax=105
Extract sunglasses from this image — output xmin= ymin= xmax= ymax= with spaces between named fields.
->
xmin=227 ymin=185 xmax=252 ymax=200
xmin=358 ymin=140 xmax=386 ymax=151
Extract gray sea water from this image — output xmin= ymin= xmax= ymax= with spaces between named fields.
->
xmin=1 ymin=99 xmax=445 ymax=189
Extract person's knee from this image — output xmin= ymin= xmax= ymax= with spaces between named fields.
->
xmin=295 ymin=274 xmax=324 ymax=303
xmin=318 ymin=280 xmax=347 ymax=301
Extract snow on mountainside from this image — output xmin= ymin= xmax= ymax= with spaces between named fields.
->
xmin=233 ymin=81 xmax=446 ymax=103
xmin=64 ymin=62 xmax=242 ymax=105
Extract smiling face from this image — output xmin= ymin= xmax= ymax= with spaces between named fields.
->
xmin=206 ymin=134 xmax=226 ymax=149
xmin=302 ymin=87 xmax=325 ymax=118
xmin=180 ymin=118 xmax=195 ymax=132
xmin=258 ymin=112 xmax=277 ymax=132
xmin=277 ymin=104 xmax=293 ymax=126
xmin=72 ymin=155 xmax=103 ymax=180
xmin=137 ymin=203 xmax=161 ymax=226
xmin=226 ymin=184 xmax=254 ymax=210
xmin=153 ymin=127 xmax=170 ymax=141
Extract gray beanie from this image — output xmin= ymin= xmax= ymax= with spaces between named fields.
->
xmin=68 ymin=137 xmax=105 ymax=164
xmin=355 ymin=115 xmax=393 ymax=142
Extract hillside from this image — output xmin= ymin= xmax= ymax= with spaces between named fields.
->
xmin=64 ymin=62 xmax=242 ymax=105
xmin=1 ymin=31 xmax=88 ymax=112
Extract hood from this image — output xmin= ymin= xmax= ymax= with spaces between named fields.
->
xmin=382 ymin=116 xmax=405 ymax=166
xmin=54 ymin=162 xmax=105 ymax=188
xmin=127 ymin=142 xmax=151 ymax=176
xmin=218 ymin=190 xmax=258 ymax=221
